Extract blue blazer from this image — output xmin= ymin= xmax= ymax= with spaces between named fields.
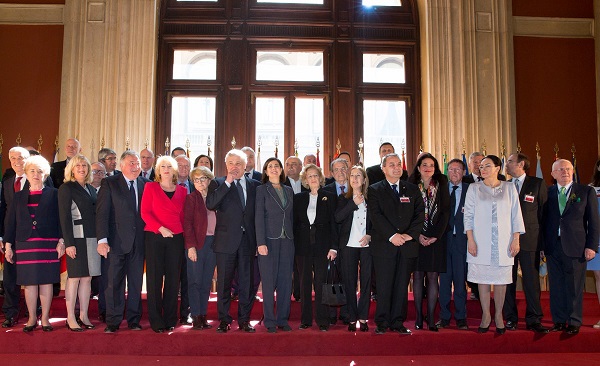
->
xmin=543 ymin=183 xmax=599 ymax=258
xmin=4 ymin=186 xmax=61 ymax=243
xmin=206 ymin=176 xmax=260 ymax=255
xmin=255 ymin=182 xmax=294 ymax=245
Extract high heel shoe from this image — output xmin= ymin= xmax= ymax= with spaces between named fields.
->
xmin=66 ymin=320 xmax=84 ymax=332
xmin=415 ymin=314 xmax=423 ymax=330
xmin=496 ymin=327 xmax=506 ymax=335
xmin=23 ymin=323 xmax=38 ymax=333
xmin=42 ymin=325 xmax=54 ymax=332
xmin=478 ymin=325 xmax=490 ymax=333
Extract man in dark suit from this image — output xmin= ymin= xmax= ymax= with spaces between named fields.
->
xmin=206 ymin=149 xmax=261 ymax=333
xmin=366 ymin=142 xmax=407 ymax=186
xmin=241 ymin=146 xmax=262 ymax=181
xmin=368 ymin=153 xmax=424 ymax=334
xmin=503 ymin=153 xmax=549 ymax=333
xmin=0 ymin=146 xmax=31 ymax=327
xmin=96 ymin=151 xmax=149 ymax=333
xmin=139 ymin=148 xmax=156 ymax=181
xmin=98 ymin=148 xmax=120 ymax=177
xmin=175 ymin=154 xmax=192 ymax=324
xmin=543 ymin=159 xmax=599 ymax=335
xmin=463 ymin=151 xmax=506 ymax=184
xmin=325 ymin=151 xmax=351 ymax=186
xmin=50 ymin=138 xmax=82 ymax=188
xmin=437 ymin=159 xmax=470 ymax=330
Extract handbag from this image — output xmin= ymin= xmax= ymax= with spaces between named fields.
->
xmin=321 ymin=260 xmax=347 ymax=306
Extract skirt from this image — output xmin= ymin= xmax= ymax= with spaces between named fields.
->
xmin=15 ymin=239 xmax=61 ymax=286
xmin=66 ymin=237 xmax=101 ymax=277
xmin=467 ymin=263 xmax=512 ymax=285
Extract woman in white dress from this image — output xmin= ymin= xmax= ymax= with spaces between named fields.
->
xmin=464 ymin=155 xmax=524 ymax=334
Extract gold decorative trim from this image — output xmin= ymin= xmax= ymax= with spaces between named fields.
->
xmin=0 ymin=4 xmax=64 ymax=25
xmin=513 ymin=16 xmax=594 ymax=38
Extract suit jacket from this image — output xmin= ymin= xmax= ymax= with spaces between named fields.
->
xmin=205 ymin=176 xmax=260 ymax=255
xmin=446 ymin=182 xmax=469 ymax=252
xmin=334 ymin=194 xmax=372 ymax=249
xmin=246 ymin=170 xmax=262 ymax=182
xmin=283 ymin=177 xmax=308 ymax=194
xmin=513 ymin=176 xmax=547 ymax=252
xmin=0 ymin=174 xmax=52 ymax=237
xmin=140 ymin=168 xmax=155 ymax=181
xmin=5 ymin=186 xmax=62 ymax=244
xmin=255 ymin=182 xmax=294 ymax=245
xmin=58 ymin=181 xmax=98 ymax=248
xmin=140 ymin=182 xmax=186 ymax=234
xmin=96 ymin=174 xmax=150 ymax=255
xmin=367 ymin=179 xmax=424 ymax=258
xmin=323 ymin=181 xmax=347 ymax=197
xmin=366 ymin=164 xmax=408 ymax=186
xmin=293 ymin=189 xmax=338 ymax=257
xmin=543 ymin=183 xmax=600 ymax=258
xmin=183 ymin=190 xmax=209 ymax=250
xmin=50 ymin=159 xmax=68 ymax=188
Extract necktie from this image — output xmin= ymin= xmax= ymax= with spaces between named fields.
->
xmin=514 ymin=179 xmax=520 ymax=193
xmin=391 ymin=184 xmax=400 ymax=199
xmin=450 ymin=185 xmax=458 ymax=216
xmin=129 ymin=180 xmax=137 ymax=211
xmin=559 ymin=186 xmax=567 ymax=214
xmin=236 ymin=179 xmax=246 ymax=210
xmin=14 ymin=176 xmax=22 ymax=192
xmin=340 ymin=185 xmax=346 ymax=196
xmin=143 ymin=171 xmax=147 ymax=178
xmin=245 ymin=172 xmax=251 ymax=180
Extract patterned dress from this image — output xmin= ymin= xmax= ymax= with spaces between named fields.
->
xmin=15 ymin=190 xmax=60 ymax=285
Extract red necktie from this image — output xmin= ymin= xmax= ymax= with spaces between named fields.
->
xmin=14 ymin=176 xmax=22 ymax=192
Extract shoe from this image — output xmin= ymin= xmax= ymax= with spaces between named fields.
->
xmin=180 ymin=315 xmax=192 ymax=325
xmin=393 ymin=325 xmax=412 ymax=335
xmin=278 ymin=325 xmax=292 ymax=332
xmin=192 ymin=315 xmax=203 ymax=330
xmin=593 ymin=321 xmax=600 ymax=329
xmin=299 ymin=323 xmax=311 ymax=330
xmin=359 ymin=321 xmax=369 ymax=332
xmin=230 ymin=293 xmax=239 ymax=301
xmin=415 ymin=315 xmax=423 ymax=330
xmin=2 ymin=317 xmax=16 ymax=328
xmin=153 ymin=328 xmax=164 ymax=333
xmin=80 ymin=322 xmax=95 ymax=330
xmin=199 ymin=315 xmax=212 ymax=329
xmin=565 ymin=325 xmax=580 ymax=335
xmin=98 ymin=313 xmax=106 ymax=323
xmin=66 ymin=320 xmax=84 ymax=332
xmin=371 ymin=294 xmax=377 ymax=302
xmin=23 ymin=323 xmax=38 ymax=333
xmin=104 ymin=325 xmax=118 ymax=333
xmin=348 ymin=322 xmax=356 ymax=332
xmin=216 ymin=321 xmax=231 ymax=333
xmin=239 ymin=322 xmax=256 ymax=333
xmin=428 ymin=323 xmax=439 ymax=332
xmin=526 ymin=323 xmax=549 ymax=333
xmin=128 ymin=323 xmax=142 ymax=331
xmin=42 ymin=325 xmax=54 ymax=332
xmin=166 ymin=326 xmax=175 ymax=331
xmin=435 ymin=319 xmax=450 ymax=329
xmin=319 ymin=325 xmax=329 ymax=332
xmin=329 ymin=317 xmax=337 ymax=326
xmin=505 ymin=320 xmax=517 ymax=331
xmin=550 ymin=323 xmax=566 ymax=332
xmin=375 ymin=325 xmax=386 ymax=334
xmin=478 ymin=325 xmax=489 ymax=333
xmin=496 ymin=327 xmax=506 ymax=335
xmin=267 ymin=327 xmax=277 ymax=333
xmin=456 ymin=319 xmax=469 ymax=330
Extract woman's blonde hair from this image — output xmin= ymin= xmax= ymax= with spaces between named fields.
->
xmin=300 ymin=164 xmax=325 ymax=189
xmin=64 ymin=154 xmax=92 ymax=184
xmin=154 ymin=155 xmax=179 ymax=184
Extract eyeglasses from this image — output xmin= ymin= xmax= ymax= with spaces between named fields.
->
xmin=193 ymin=176 xmax=210 ymax=183
xmin=447 ymin=168 xmax=463 ymax=173
xmin=332 ymin=167 xmax=347 ymax=173
xmin=92 ymin=170 xmax=106 ymax=176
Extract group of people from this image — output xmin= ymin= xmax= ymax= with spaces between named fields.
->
xmin=0 ymin=138 xmax=598 ymax=337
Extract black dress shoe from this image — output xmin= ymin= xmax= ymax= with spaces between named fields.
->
xmin=435 ymin=319 xmax=450 ymax=329
xmin=299 ymin=323 xmax=311 ymax=330
xmin=348 ymin=322 xmax=357 ymax=332
xmin=239 ymin=322 xmax=256 ymax=333
xmin=128 ymin=323 xmax=142 ymax=331
xmin=359 ymin=322 xmax=369 ymax=332
xmin=550 ymin=323 xmax=566 ymax=332
xmin=216 ymin=321 xmax=230 ymax=333
xmin=428 ymin=323 xmax=439 ymax=332
xmin=267 ymin=327 xmax=277 ymax=333
xmin=153 ymin=328 xmax=164 ymax=333
xmin=66 ymin=321 xmax=84 ymax=332
xmin=505 ymin=320 xmax=517 ymax=331
xmin=375 ymin=325 xmax=387 ymax=334
xmin=180 ymin=315 xmax=192 ymax=325
xmin=329 ymin=317 xmax=337 ymax=326
xmin=565 ymin=325 xmax=580 ymax=335
xmin=526 ymin=323 xmax=549 ymax=333
xmin=319 ymin=325 xmax=329 ymax=332
xmin=166 ymin=326 xmax=175 ymax=331
xmin=456 ymin=319 xmax=469 ymax=330
xmin=104 ymin=325 xmax=119 ymax=333
xmin=2 ymin=317 xmax=16 ymax=328
xmin=395 ymin=325 xmax=412 ymax=335
xmin=278 ymin=325 xmax=292 ymax=332
xmin=23 ymin=323 xmax=38 ymax=332
xmin=496 ymin=327 xmax=506 ymax=335
xmin=42 ymin=325 xmax=54 ymax=332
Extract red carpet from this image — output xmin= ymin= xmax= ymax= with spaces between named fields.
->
xmin=0 ymin=291 xmax=598 ymax=361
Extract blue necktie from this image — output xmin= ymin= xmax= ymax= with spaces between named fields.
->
xmin=391 ymin=184 xmax=400 ymax=199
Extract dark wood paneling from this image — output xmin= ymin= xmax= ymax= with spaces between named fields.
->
xmin=512 ymin=0 xmax=593 ymax=18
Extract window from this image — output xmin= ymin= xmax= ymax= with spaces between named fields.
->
xmin=170 ymin=96 xmax=216 ymax=159
xmin=363 ymin=0 xmax=401 ymax=7
xmin=256 ymin=51 xmax=324 ymax=82
xmin=258 ymin=0 xmax=322 ymax=3
xmin=255 ymin=97 xmax=286 ymax=161
xmin=363 ymin=99 xmax=407 ymax=167
xmin=173 ymin=50 xmax=217 ymax=80
xmin=363 ymin=53 xmax=405 ymax=83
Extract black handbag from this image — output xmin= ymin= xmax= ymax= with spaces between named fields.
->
xmin=321 ymin=260 xmax=347 ymax=306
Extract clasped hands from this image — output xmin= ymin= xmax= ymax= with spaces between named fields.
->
xmin=391 ymin=233 xmax=413 ymax=246
xmin=419 ymin=234 xmax=437 ymax=247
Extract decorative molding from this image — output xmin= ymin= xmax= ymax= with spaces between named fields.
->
xmin=0 ymin=3 xmax=64 ymax=25
xmin=87 ymin=2 xmax=106 ymax=23
xmin=513 ymin=16 xmax=594 ymax=38
xmin=476 ymin=12 xmax=492 ymax=32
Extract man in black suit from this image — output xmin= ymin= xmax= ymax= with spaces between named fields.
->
xmin=139 ymin=148 xmax=156 ymax=181
xmin=366 ymin=142 xmax=408 ymax=185
xmin=98 ymin=148 xmax=120 ymax=177
xmin=241 ymin=146 xmax=262 ymax=181
xmin=503 ymin=153 xmax=549 ymax=333
xmin=437 ymin=159 xmax=470 ymax=330
xmin=0 ymin=146 xmax=31 ymax=327
xmin=463 ymin=151 xmax=506 ymax=184
xmin=543 ymin=159 xmax=599 ymax=335
xmin=50 ymin=138 xmax=82 ymax=188
xmin=206 ymin=149 xmax=260 ymax=333
xmin=368 ymin=153 xmax=424 ymax=334
xmin=96 ymin=151 xmax=149 ymax=333
xmin=175 ymin=154 xmax=192 ymax=324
